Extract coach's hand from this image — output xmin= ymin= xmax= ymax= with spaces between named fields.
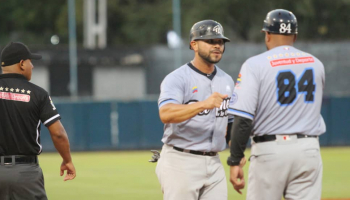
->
xmin=230 ymin=166 xmax=245 ymax=194
xmin=240 ymin=157 xmax=246 ymax=168
xmin=204 ymin=92 xmax=228 ymax=109
xmin=60 ymin=161 xmax=76 ymax=181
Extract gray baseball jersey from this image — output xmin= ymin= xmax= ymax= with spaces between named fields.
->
xmin=228 ymin=46 xmax=326 ymax=136
xmin=158 ymin=63 xmax=235 ymax=152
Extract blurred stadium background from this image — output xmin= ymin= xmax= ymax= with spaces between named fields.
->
xmin=0 ymin=0 xmax=349 ymax=199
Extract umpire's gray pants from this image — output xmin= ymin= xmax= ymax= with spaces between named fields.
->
xmin=0 ymin=163 xmax=47 ymax=200
xmin=247 ymin=135 xmax=323 ymax=200
xmin=156 ymin=144 xmax=227 ymax=200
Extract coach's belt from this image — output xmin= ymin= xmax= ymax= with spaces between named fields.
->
xmin=252 ymin=134 xmax=318 ymax=143
xmin=0 ymin=155 xmax=38 ymax=165
xmin=173 ymin=146 xmax=217 ymax=156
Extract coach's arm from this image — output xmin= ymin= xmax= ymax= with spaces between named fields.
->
xmin=227 ymin=115 xmax=252 ymax=194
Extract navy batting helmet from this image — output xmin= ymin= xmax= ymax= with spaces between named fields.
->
xmin=262 ymin=9 xmax=298 ymax=35
xmin=189 ymin=20 xmax=230 ymax=49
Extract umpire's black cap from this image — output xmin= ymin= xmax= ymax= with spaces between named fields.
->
xmin=1 ymin=42 xmax=42 ymax=67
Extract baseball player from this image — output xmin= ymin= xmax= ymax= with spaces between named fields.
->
xmin=0 ymin=42 xmax=76 ymax=200
xmin=156 ymin=20 xmax=235 ymax=200
xmin=226 ymin=9 xmax=326 ymax=200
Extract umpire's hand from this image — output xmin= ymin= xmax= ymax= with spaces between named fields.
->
xmin=60 ymin=161 xmax=76 ymax=181
xmin=229 ymin=165 xmax=245 ymax=194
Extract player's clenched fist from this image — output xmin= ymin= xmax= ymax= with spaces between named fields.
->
xmin=203 ymin=92 xmax=228 ymax=109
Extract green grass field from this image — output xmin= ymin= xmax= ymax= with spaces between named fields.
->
xmin=40 ymin=147 xmax=350 ymax=200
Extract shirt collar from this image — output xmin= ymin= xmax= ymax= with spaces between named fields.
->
xmin=0 ymin=73 xmax=28 ymax=80
xmin=187 ymin=62 xmax=217 ymax=80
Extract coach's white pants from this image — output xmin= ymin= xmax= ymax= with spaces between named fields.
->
xmin=247 ymin=136 xmax=323 ymax=200
xmin=156 ymin=144 xmax=227 ymax=200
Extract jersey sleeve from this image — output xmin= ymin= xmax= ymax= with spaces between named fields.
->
xmin=320 ymin=61 xmax=325 ymax=90
xmin=228 ymin=75 xmax=235 ymax=123
xmin=40 ymin=93 xmax=61 ymax=127
xmin=228 ymin=61 xmax=259 ymax=120
xmin=158 ymin=72 xmax=184 ymax=108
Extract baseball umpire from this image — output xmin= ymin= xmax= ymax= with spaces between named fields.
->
xmin=0 ymin=42 xmax=76 ymax=200
xmin=226 ymin=9 xmax=325 ymax=200
xmin=156 ymin=20 xmax=235 ymax=200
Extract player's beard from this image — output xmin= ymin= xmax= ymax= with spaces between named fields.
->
xmin=198 ymin=48 xmax=223 ymax=64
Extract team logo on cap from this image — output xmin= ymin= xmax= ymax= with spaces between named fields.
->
xmin=213 ymin=25 xmax=222 ymax=34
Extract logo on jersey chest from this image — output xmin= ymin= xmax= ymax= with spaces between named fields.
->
xmin=185 ymin=97 xmax=230 ymax=117
xmin=216 ymin=97 xmax=230 ymax=117
xmin=185 ymin=100 xmax=210 ymax=115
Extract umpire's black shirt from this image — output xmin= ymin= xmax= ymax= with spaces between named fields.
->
xmin=0 ymin=73 xmax=61 ymax=156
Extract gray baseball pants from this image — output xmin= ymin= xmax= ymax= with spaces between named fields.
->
xmin=156 ymin=144 xmax=227 ymax=200
xmin=247 ymin=135 xmax=322 ymax=200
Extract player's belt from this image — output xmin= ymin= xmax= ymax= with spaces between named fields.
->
xmin=0 ymin=155 xmax=38 ymax=165
xmin=173 ymin=146 xmax=217 ymax=156
xmin=252 ymin=134 xmax=318 ymax=143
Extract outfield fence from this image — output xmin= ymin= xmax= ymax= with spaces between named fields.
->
xmin=40 ymin=97 xmax=350 ymax=152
